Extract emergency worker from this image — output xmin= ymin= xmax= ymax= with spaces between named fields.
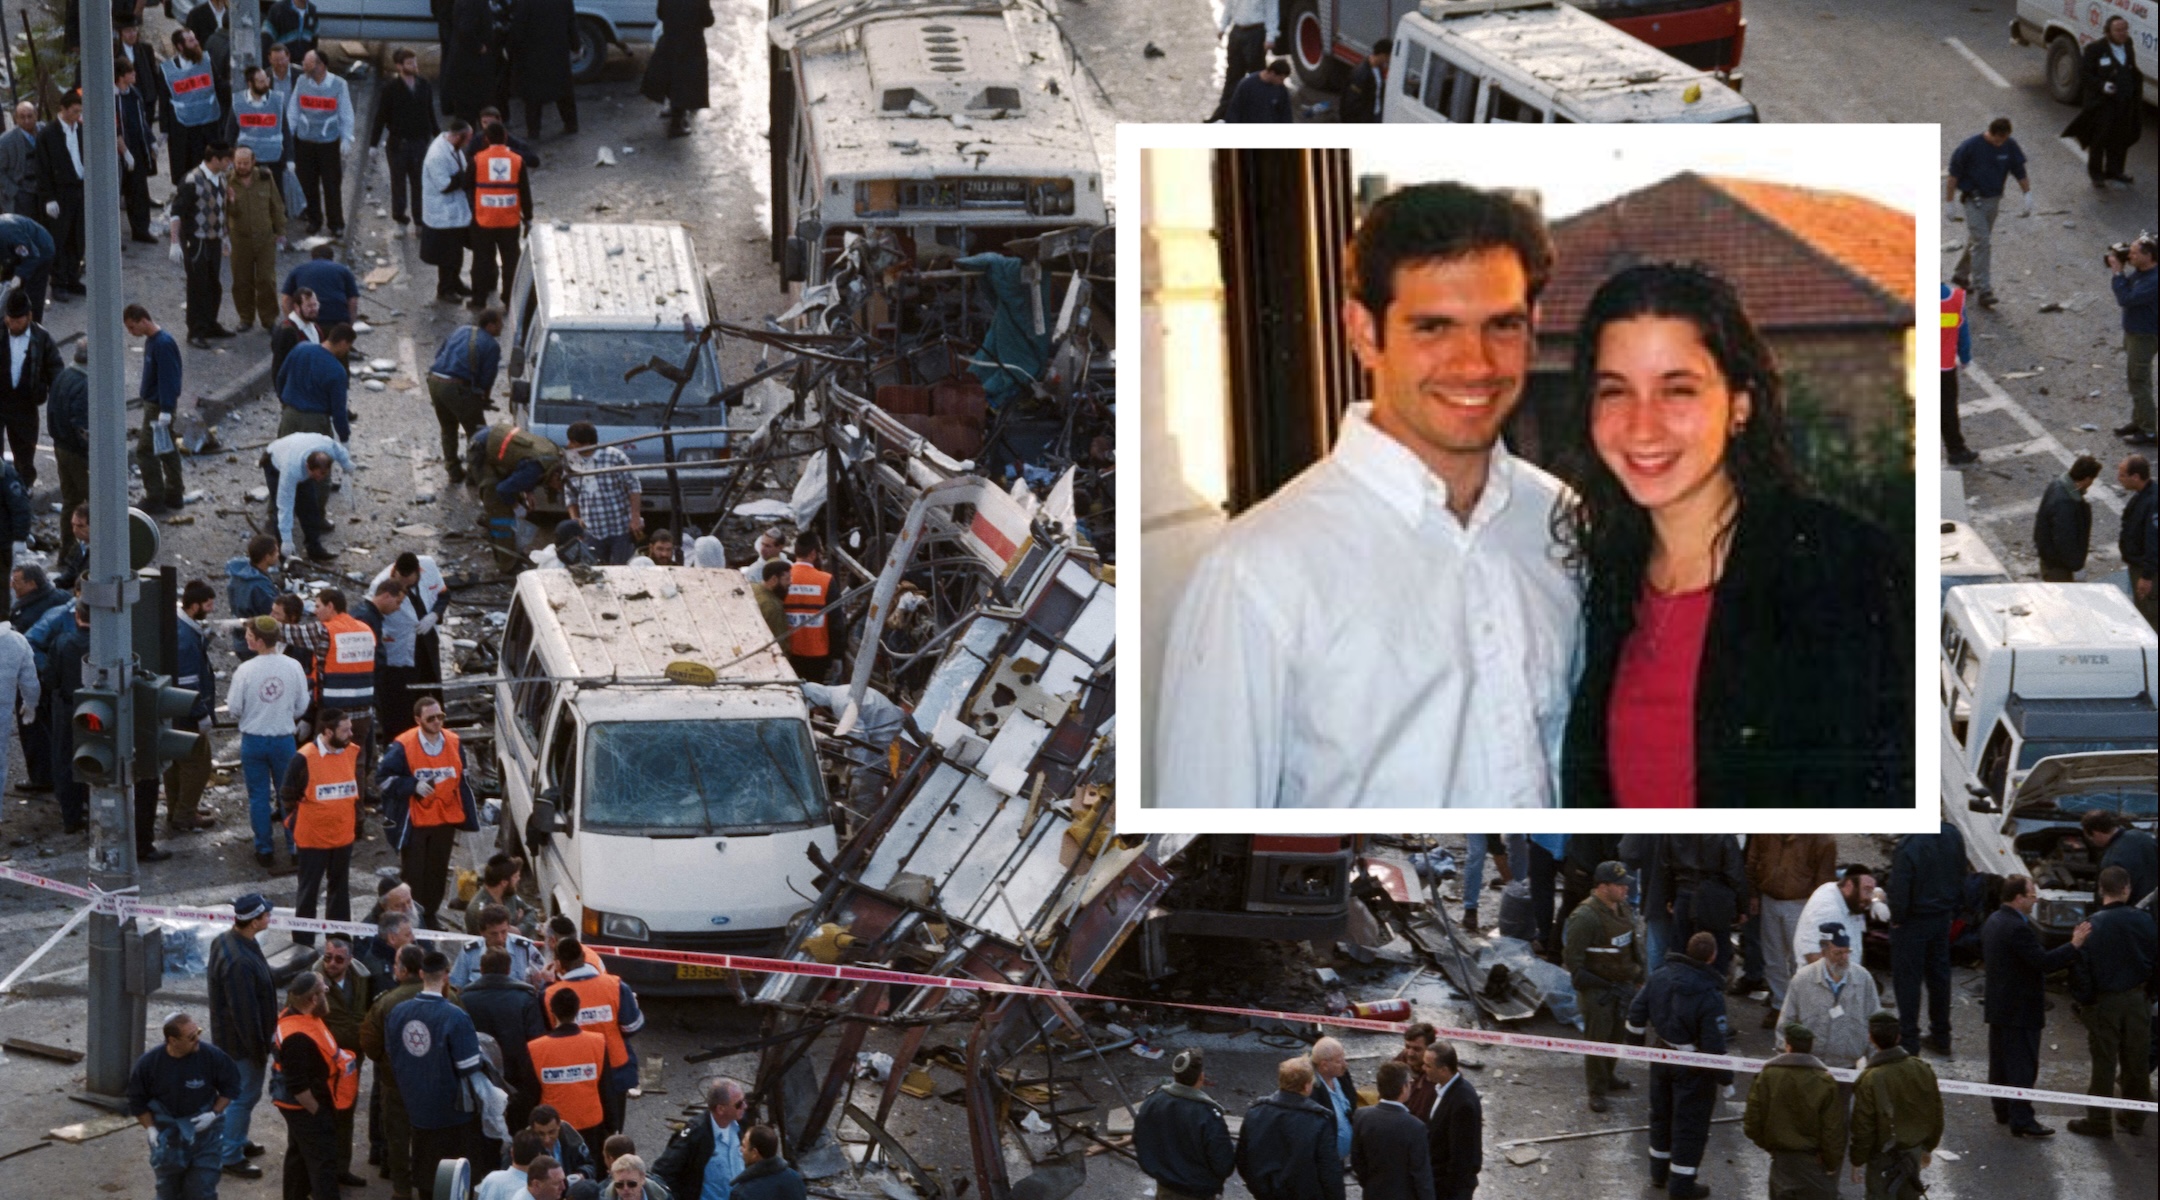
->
xmin=466 ymin=122 xmax=530 ymax=308
xmin=278 ymin=708 xmax=362 ymax=947
xmin=470 ymin=424 xmax=561 ymax=563
xmin=272 ymin=972 xmax=359 ymax=1199
xmin=784 ymin=532 xmax=836 ymax=682
xmin=1564 ymin=860 xmax=1644 ymax=1112
xmin=543 ymin=937 xmax=645 ymax=1139
xmin=378 ymin=695 xmax=479 ymax=930
xmin=528 ymin=986 xmax=609 ymax=1149
xmin=310 ymin=590 xmax=377 ymax=779
xmin=1627 ymin=931 xmax=1731 ymax=1198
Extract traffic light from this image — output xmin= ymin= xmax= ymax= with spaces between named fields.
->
xmin=132 ymin=672 xmax=200 ymax=776
xmin=71 ymin=688 xmax=125 ymax=784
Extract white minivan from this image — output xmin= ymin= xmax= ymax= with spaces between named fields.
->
xmin=1383 ymin=0 xmax=1757 ymax=124
xmin=495 ymin=565 xmax=835 ymax=992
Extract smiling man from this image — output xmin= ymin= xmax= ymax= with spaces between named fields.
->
xmin=1154 ymin=182 xmax=1580 ymax=809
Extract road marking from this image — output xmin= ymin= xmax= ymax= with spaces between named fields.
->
xmin=1976 ymin=435 xmax=2059 ymax=463
xmin=1964 ymin=364 xmax=2124 ymax=515
xmin=2059 ymin=136 xmax=2094 ymax=167
xmin=1945 ymin=37 xmax=2012 ymax=89
xmin=1972 ymin=495 xmax=2041 ymax=524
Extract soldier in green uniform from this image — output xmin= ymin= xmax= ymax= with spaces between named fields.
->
xmin=1564 ymin=860 xmax=1645 ymax=1112
xmin=1849 ymin=1011 xmax=1942 ymax=1200
xmin=1743 ymin=1022 xmax=1843 ymax=1200
xmin=469 ymin=423 xmax=562 ymax=566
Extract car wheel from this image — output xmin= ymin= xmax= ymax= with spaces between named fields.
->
xmin=2045 ymin=34 xmax=2082 ymax=105
xmin=570 ymin=17 xmax=611 ymax=84
xmin=1287 ymin=0 xmax=1351 ymax=93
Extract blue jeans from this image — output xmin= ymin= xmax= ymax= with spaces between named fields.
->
xmin=151 ymin=1119 xmax=223 ymax=1200
xmin=221 ymin=1054 xmax=266 ymax=1165
xmin=240 ymin=732 xmax=297 ymax=855
xmin=1645 ymin=911 xmax=1673 ymax=969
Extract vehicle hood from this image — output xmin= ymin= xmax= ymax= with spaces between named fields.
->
xmin=2009 ymin=750 xmax=2160 ymax=818
xmin=575 ymin=826 xmax=830 ymax=935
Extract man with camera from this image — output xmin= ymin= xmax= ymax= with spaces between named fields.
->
xmin=2108 ymin=234 xmax=2156 ymax=448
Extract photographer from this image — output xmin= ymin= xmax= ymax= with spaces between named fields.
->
xmin=2110 ymin=235 xmax=2157 ymax=448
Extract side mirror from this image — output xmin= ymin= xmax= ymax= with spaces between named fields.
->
xmin=783 ymin=235 xmax=808 ymax=284
xmin=510 ymin=379 xmax=531 ymax=411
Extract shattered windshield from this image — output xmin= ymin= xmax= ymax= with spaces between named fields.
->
xmin=534 ymin=330 xmax=720 ymax=423
xmin=582 ymin=719 xmax=826 ymax=833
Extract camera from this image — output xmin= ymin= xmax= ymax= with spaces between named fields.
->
xmin=2107 ymin=233 xmax=2155 ymax=267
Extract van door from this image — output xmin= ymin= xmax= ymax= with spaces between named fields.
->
xmin=496 ymin=598 xmax=541 ymax=829
xmin=534 ymin=701 xmax=584 ymax=913
xmin=1482 ymin=78 xmax=1552 ymax=124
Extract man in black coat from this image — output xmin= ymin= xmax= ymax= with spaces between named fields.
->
xmin=653 ymin=1076 xmax=746 ymax=1199
xmin=1628 ymin=933 xmax=1730 ymax=1199
xmin=1226 ymin=59 xmax=1294 ymax=124
xmin=2119 ymin=454 xmax=2157 ymax=627
xmin=2065 ymin=15 xmax=2142 ymax=187
xmin=1339 ymin=39 xmax=1389 ymax=124
xmin=509 ymin=0 xmax=579 ymax=138
xmin=31 ymin=90 xmax=87 ymax=296
xmin=207 ymin=894 xmax=278 ymax=1179
xmin=1664 ymin=834 xmax=1744 ymax=979
xmin=1420 ymin=1043 xmax=1480 ymax=1200
xmin=1351 ymin=1060 xmax=1433 ymax=1200
xmin=0 ymin=289 xmax=59 ymax=492
xmin=640 ymin=0 xmax=713 ymax=137
xmin=114 ymin=55 xmax=159 ymax=243
xmin=460 ymin=946 xmax=547 ymax=1130
xmin=1134 ymin=1048 xmax=1236 ymax=1200
xmin=1980 ymin=874 xmax=2091 ymax=1135
xmin=1888 ymin=822 xmax=1967 ymax=1055
xmin=2034 ymin=455 xmax=2099 ymax=580
xmin=2082 ymin=809 xmax=2157 ymax=904
xmin=1235 ymin=1057 xmax=1344 ymax=1200
xmin=444 ymin=0 xmax=503 ymax=123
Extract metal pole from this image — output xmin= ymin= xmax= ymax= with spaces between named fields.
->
xmin=81 ymin=0 xmax=141 ymax=1101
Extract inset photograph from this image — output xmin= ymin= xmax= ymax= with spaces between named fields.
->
xmin=1126 ymin=125 xmax=1935 ymax=825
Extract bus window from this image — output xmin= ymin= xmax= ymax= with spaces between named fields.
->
xmin=1424 ymin=56 xmax=1467 ymax=120
xmin=1401 ymin=41 xmax=1427 ymax=100
xmin=1488 ymin=84 xmax=1545 ymax=124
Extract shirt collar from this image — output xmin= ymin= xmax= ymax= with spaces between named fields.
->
xmin=1378 ymin=1098 xmax=1408 ymax=1111
xmin=563 ymin=965 xmax=600 ymax=981
xmin=1331 ymin=402 xmax=1518 ymax=530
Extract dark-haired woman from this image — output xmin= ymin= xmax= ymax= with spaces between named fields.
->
xmin=1556 ymin=263 xmax=1910 ymax=809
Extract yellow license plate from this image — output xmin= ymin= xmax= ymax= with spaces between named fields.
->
xmin=675 ymin=964 xmax=730 ymax=980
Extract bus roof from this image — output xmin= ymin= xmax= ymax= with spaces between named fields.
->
xmin=1948 ymin=583 xmax=2159 ymax=651
xmin=778 ymin=0 xmax=1106 ymax=210
xmin=1407 ymin=0 xmax=1753 ymax=123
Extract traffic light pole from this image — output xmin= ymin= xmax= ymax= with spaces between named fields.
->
xmin=81 ymin=0 xmax=143 ymax=1101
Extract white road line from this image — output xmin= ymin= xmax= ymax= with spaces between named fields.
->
xmin=1958 ymin=394 xmax=2010 ymax=417
xmin=1945 ymin=37 xmax=2012 ymax=89
xmin=1972 ymin=496 xmax=2041 ymax=524
xmin=2059 ymin=136 xmax=2094 ymax=167
xmin=1964 ymin=364 xmax=2125 ymax=515
xmin=1976 ymin=435 xmax=2058 ymax=463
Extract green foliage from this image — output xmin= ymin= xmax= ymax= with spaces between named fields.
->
xmin=1783 ymin=373 xmax=1915 ymax=544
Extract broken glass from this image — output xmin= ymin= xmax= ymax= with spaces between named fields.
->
xmin=582 ymin=719 xmax=827 ymax=833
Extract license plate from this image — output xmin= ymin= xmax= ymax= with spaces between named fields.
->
xmin=675 ymin=964 xmax=730 ymax=981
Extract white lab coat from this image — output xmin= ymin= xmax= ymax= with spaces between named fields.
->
xmin=0 ymin=626 xmax=40 ymax=820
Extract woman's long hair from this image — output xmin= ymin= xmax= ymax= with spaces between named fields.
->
xmin=1551 ymin=263 xmax=1799 ymax=634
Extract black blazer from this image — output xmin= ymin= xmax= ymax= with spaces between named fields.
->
xmin=1562 ymin=490 xmax=1909 ymax=808
xmin=1425 ymin=1076 xmax=1482 ymax=1200
xmin=0 ymin=322 xmax=61 ymax=408
xmin=1340 ymin=61 xmax=1383 ymax=123
xmin=32 ymin=121 xmax=85 ymax=201
xmin=1352 ymin=1102 xmax=1434 ymax=1200
xmin=1981 ymin=905 xmax=2081 ymax=1029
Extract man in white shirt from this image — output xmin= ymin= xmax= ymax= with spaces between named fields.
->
xmin=1153 ymin=182 xmax=1578 ymax=809
xmin=1792 ymin=864 xmax=1888 ymax=969
xmin=1210 ymin=0 xmax=1279 ymax=123
xmin=228 ymin=616 xmax=311 ymax=867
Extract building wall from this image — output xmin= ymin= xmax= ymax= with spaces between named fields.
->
xmin=1772 ymin=328 xmax=1913 ymax=434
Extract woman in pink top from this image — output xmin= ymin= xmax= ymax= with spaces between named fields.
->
xmin=1555 ymin=264 xmax=1910 ymax=809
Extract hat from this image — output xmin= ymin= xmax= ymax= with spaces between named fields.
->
xmin=249 ymin=615 xmax=282 ymax=639
xmin=1868 ymin=1011 xmax=1902 ymax=1036
xmin=761 ymin=526 xmax=788 ymax=544
xmin=233 ymin=893 xmax=271 ymax=921
xmin=1593 ymin=861 xmax=1631 ymax=886
xmin=1781 ymin=1022 xmax=1815 ymax=1050
xmin=1172 ymin=1047 xmax=1204 ymax=1085
xmin=1816 ymin=922 xmax=1850 ymax=949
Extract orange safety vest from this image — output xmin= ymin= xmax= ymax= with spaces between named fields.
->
xmin=784 ymin=561 xmax=833 ymax=658
xmin=394 ymin=726 xmax=465 ymax=827
xmin=290 ymin=739 xmax=361 ymax=849
xmin=272 ymin=1010 xmax=360 ymax=1111
xmin=317 ymin=611 xmax=376 ymax=709
xmin=472 ymin=145 xmax=524 ymax=229
xmin=1941 ymin=286 xmax=1965 ymax=371
xmin=544 ymin=973 xmax=629 ymax=1071
xmin=526 ymin=1029 xmax=608 ymax=1130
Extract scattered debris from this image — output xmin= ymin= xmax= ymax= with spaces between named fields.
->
xmin=1 ymin=1037 xmax=84 ymax=1064
xmin=596 ymin=146 xmax=619 ymax=167
xmin=44 ymin=1114 xmax=136 ymax=1144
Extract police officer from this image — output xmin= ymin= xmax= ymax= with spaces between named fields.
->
xmin=1134 ymin=1048 xmax=1236 ymax=1200
xmin=278 ymin=707 xmax=362 ymax=947
xmin=1565 ymin=860 xmax=1645 ymax=1113
xmin=2067 ymin=865 xmax=2156 ymax=1138
xmin=1848 ymin=1012 xmax=1942 ymax=1200
xmin=470 ymin=423 xmax=562 ymax=566
xmin=127 ymin=1011 xmax=241 ymax=1200
xmin=528 ymin=986 xmax=610 ymax=1149
xmin=272 ymin=971 xmax=359 ymax=1200
xmin=1627 ymin=931 xmax=1730 ymax=1199
xmin=387 ymin=951 xmax=491 ymax=1198
xmin=543 ymin=937 xmax=645 ymax=1139
xmin=1742 ymin=1022 xmax=1842 ymax=1200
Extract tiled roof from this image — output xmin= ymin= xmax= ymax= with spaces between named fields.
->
xmin=1538 ymin=172 xmax=1915 ymax=336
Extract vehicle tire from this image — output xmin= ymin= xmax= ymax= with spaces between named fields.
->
xmin=2045 ymin=34 xmax=2082 ymax=105
xmin=570 ymin=17 xmax=612 ymax=84
xmin=1287 ymin=0 xmax=1351 ymax=92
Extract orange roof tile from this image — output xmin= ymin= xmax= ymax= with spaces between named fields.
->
xmin=1703 ymin=175 xmax=1915 ymax=304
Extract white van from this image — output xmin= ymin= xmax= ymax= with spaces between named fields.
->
xmin=495 ymin=565 xmax=835 ymax=992
xmin=2011 ymin=0 xmax=2159 ymax=109
xmin=1382 ymin=0 xmax=1757 ymax=124
xmin=505 ymin=223 xmax=731 ymax=516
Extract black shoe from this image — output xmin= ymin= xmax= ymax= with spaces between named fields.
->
xmin=256 ymin=851 xmax=275 ymax=870
xmin=2067 ymin=1118 xmax=2113 ymax=1138
xmin=63 ymin=821 xmax=87 ymax=834
xmin=1924 ymin=1035 xmax=1951 ymax=1055
xmin=2129 ymin=433 xmax=2158 ymax=446
xmin=465 ymin=297 xmax=488 ymax=310
xmin=223 ymin=1163 xmax=264 ymax=1180
xmin=2116 ymin=422 xmax=2144 ymax=436
xmin=138 ymin=846 xmax=172 ymax=862
xmin=1977 ymin=290 xmax=2000 ymax=308
xmin=1947 ymin=447 xmax=1980 ymax=465
xmin=186 ymin=335 xmax=213 ymax=349
xmin=1588 ymin=1093 xmax=1609 ymax=1113
xmin=21 ymin=780 xmax=53 ymax=794
xmin=131 ymin=233 xmax=160 ymax=244
xmin=308 ymin=545 xmax=338 ymax=563
xmin=1668 ymin=1178 xmax=1711 ymax=1199
xmin=338 ymin=1172 xmax=369 ymax=1187
xmin=2092 ymin=175 xmax=2110 ymax=188
xmin=205 ymin=325 xmax=237 ymax=339
xmin=1649 ymin=1160 xmax=1671 ymax=1188
xmin=244 ymin=1143 xmax=266 ymax=1158
xmin=1608 ymin=1075 xmax=1633 ymax=1091
xmin=2010 ymin=1123 xmax=2056 ymax=1138
xmin=2106 ymin=174 xmax=2135 ymax=185
xmin=1728 ymin=976 xmax=1765 ymax=996
xmin=330 ymin=228 xmax=346 ymax=239
xmin=305 ymin=220 xmax=323 ymax=235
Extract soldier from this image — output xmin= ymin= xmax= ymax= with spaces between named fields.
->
xmin=1742 ymin=1023 xmax=1842 ymax=1200
xmin=1848 ymin=1012 xmax=1942 ymax=1200
xmin=1565 ymin=860 xmax=1645 ymax=1113
xmin=1627 ymin=931 xmax=1730 ymax=1199
xmin=470 ymin=424 xmax=562 ymax=567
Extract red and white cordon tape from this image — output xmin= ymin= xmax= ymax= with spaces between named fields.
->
xmin=5 ymin=863 xmax=2144 ymax=1112
xmin=587 ymin=943 xmax=2156 ymax=1114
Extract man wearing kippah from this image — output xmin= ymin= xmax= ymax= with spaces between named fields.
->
xmin=1743 ymin=1022 xmax=1842 ymax=1199
xmin=1849 ymin=1011 xmax=1942 ymax=1200
xmin=208 ymin=893 xmax=278 ymax=1179
xmin=227 ymin=615 xmax=310 ymax=870
xmin=1134 ymin=1048 xmax=1236 ymax=1200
